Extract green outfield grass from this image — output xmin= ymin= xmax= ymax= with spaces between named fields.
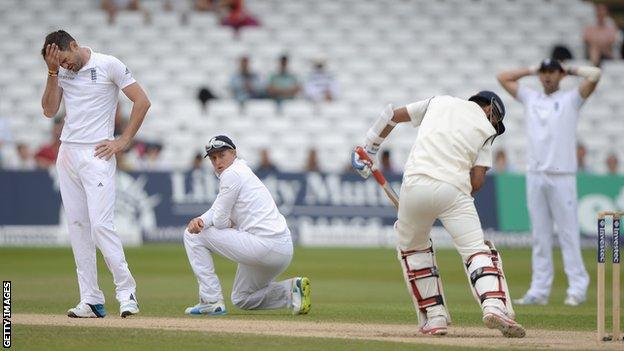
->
xmin=1 ymin=244 xmax=619 ymax=350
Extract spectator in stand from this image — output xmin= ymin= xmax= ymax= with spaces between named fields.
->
xmin=550 ymin=44 xmax=573 ymax=62
xmin=380 ymin=150 xmax=398 ymax=176
xmin=197 ymin=86 xmax=217 ymax=115
xmin=255 ymin=148 xmax=278 ymax=173
xmin=4 ymin=143 xmax=36 ymax=170
xmin=0 ymin=115 xmax=12 ymax=168
xmin=194 ymin=0 xmax=217 ymax=12
xmin=493 ymin=149 xmax=511 ymax=174
xmin=230 ymin=56 xmax=264 ymax=107
xmin=267 ymin=55 xmax=300 ymax=105
xmin=305 ymin=148 xmax=320 ymax=173
xmin=220 ymin=0 xmax=259 ymax=33
xmin=137 ymin=142 xmax=164 ymax=171
xmin=606 ymin=153 xmax=619 ymax=175
xmin=304 ymin=58 xmax=339 ymax=102
xmin=577 ymin=143 xmax=590 ymax=173
xmin=191 ymin=152 xmax=204 ymax=170
xmin=101 ymin=0 xmax=142 ymax=24
xmin=583 ymin=3 xmax=620 ymax=66
xmin=115 ymin=148 xmax=133 ymax=172
xmin=35 ymin=118 xmax=63 ymax=169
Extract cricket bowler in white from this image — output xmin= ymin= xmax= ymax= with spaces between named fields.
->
xmin=183 ymin=135 xmax=310 ymax=316
xmin=498 ymin=59 xmax=601 ymax=306
xmin=41 ymin=30 xmax=151 ymax=318
xmin=352 ymin=91 xmax=525 ymax=338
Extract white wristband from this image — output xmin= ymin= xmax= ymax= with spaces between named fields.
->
xmin=575 ymin=66 xmax=601 ymax=83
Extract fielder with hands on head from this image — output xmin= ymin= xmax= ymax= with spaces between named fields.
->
xmin=497 ymin=59 xmax=601 ymax=306
xmin=183 ymin=135 xmax=310 ymax=316
xmin=351 ymin=92 xmax=525 ymax=338
xmin=41 ymin=30 xmax=150 ymax=318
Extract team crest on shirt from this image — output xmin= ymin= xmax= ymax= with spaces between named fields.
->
xmin=90 ymin=68 xmax=97 ymax=83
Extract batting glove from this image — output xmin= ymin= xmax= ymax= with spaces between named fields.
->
xmin=351 ymin=147 xmax=377 ymax=179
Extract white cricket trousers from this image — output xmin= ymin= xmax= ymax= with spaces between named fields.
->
xmin=183 ymin=227 xmax=294 ymax=309
xmin=396 ymin=175 xmax=491 ymax=259
xmin=526 ymin=172 xmax=589 ymax=299
xmin=56 ymin=142 xmax=136 ymax=305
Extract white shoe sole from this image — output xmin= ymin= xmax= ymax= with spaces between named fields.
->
xmin=120 ymin=309 xmax=139 ymax=318
xmin=483 ymin=313 xmax=526 ymax=338
xmin=67 ymin=311 xmax=99 ymax=318
xmin=419 ymin=326 xmax=448 ymax=336
xmin=185 ymin=308 xmax=227 ymax=316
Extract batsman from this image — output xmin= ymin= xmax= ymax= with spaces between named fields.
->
xmin=352 ymin=92 xmax=525 ymax=338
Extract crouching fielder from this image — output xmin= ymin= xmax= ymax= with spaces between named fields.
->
xmin=183 ymin=135 xmax=310 ymax=316
xmin=352 ymin=92 xmax=525 ymax=338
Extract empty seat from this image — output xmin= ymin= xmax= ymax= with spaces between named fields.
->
xmin=241 ymin=100 xmax=275 ymax=118
xmin=208 ymin=99 xmax=241 ymax=117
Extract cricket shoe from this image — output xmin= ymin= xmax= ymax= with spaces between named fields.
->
xmin=513 ymin=294 xmax=547 ymax=306
xmin=564 ymin=294 xmax=586 ymax=306
xmin=185 ymin=300 xmax=227 ymax=316
xmin=120 ymin=295 xmax=140 ymax=318
xmin=292 ymin=277 xmax=311 ymax=315
xmin=419 ymin=316 xmax=448 ymax=335
xmin=482 ymin=306 xmax=526 ymax=338
xmin=67 ymin=302 xmax=107 ymax=318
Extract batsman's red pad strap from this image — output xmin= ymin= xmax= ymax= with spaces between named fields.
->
xmin=479 ymin=290 xmax=506 ymax=303
xmin=465 ymin=251 xmax=494 ymax=267
xmin=418 ymin=295 xmax=445 ymax=310
xmin=470 ymin=266 xmax=501 ymax=285
xmin=400 ymin=247 xmax=433 ymax=259
xmin=408 ymin=267 xmax=440 ymax=281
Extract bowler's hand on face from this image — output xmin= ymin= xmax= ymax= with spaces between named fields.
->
xmin=45 ymin=44 xmax=60 ymax=71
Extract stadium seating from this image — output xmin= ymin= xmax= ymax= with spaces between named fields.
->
xmin=0 ymin=0 xmax=620 ymax=173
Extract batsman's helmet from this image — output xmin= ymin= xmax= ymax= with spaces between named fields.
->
xmin=469 ymin=90 xmax=506 ymax=136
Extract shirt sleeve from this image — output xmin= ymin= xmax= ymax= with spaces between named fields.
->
xmin=406 ymin=97 xmax=433 ymax=127
xmin=199 ymin=208 xmax=214 ymax=227
xmin=108 ymin=56 xmax=136 ymax=89
xmin=516 ymin=85 xmax=534 ymax=104
xmin=210 ymin=170 xmax=243 ymax=229
xmin=570 ymin=88 xmax=586 ymax=109
xmin=474 ymin=139 xmax=493 ymax=168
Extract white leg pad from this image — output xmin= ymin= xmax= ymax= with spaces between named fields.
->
xmin=397 ymin=242 xmax=450 ymax=327
xmin=463 ymin=241 xmax=515 ymax=319
xmin=485 ymin=241 xmax=516 ymax=318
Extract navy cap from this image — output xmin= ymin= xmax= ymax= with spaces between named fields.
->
xmin=538 ymin=58 xmax=564 ymax=72
xmin=204 ymin=135 xmax=236 ymax=157
xmin=468 ymin=90 xmax=506 ymax=136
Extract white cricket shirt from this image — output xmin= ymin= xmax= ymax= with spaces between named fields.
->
xmin=516 ymin=86 xmax=584 ymax=173
xmin=200 ymin=159 xmax=289 ymax=236
xmin=58 ymin=48 xmax=136 ymax=143
xmin=403 ymin=96 xmax=496 ymax=195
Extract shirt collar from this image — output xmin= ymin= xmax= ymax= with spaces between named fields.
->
xmin=78 ymin=47 xmax=96 ymax=72
xmin=215 ymin=158 xmax=243 ymax=179
xmin=540 ymin=89 xmax=562 ymax=99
